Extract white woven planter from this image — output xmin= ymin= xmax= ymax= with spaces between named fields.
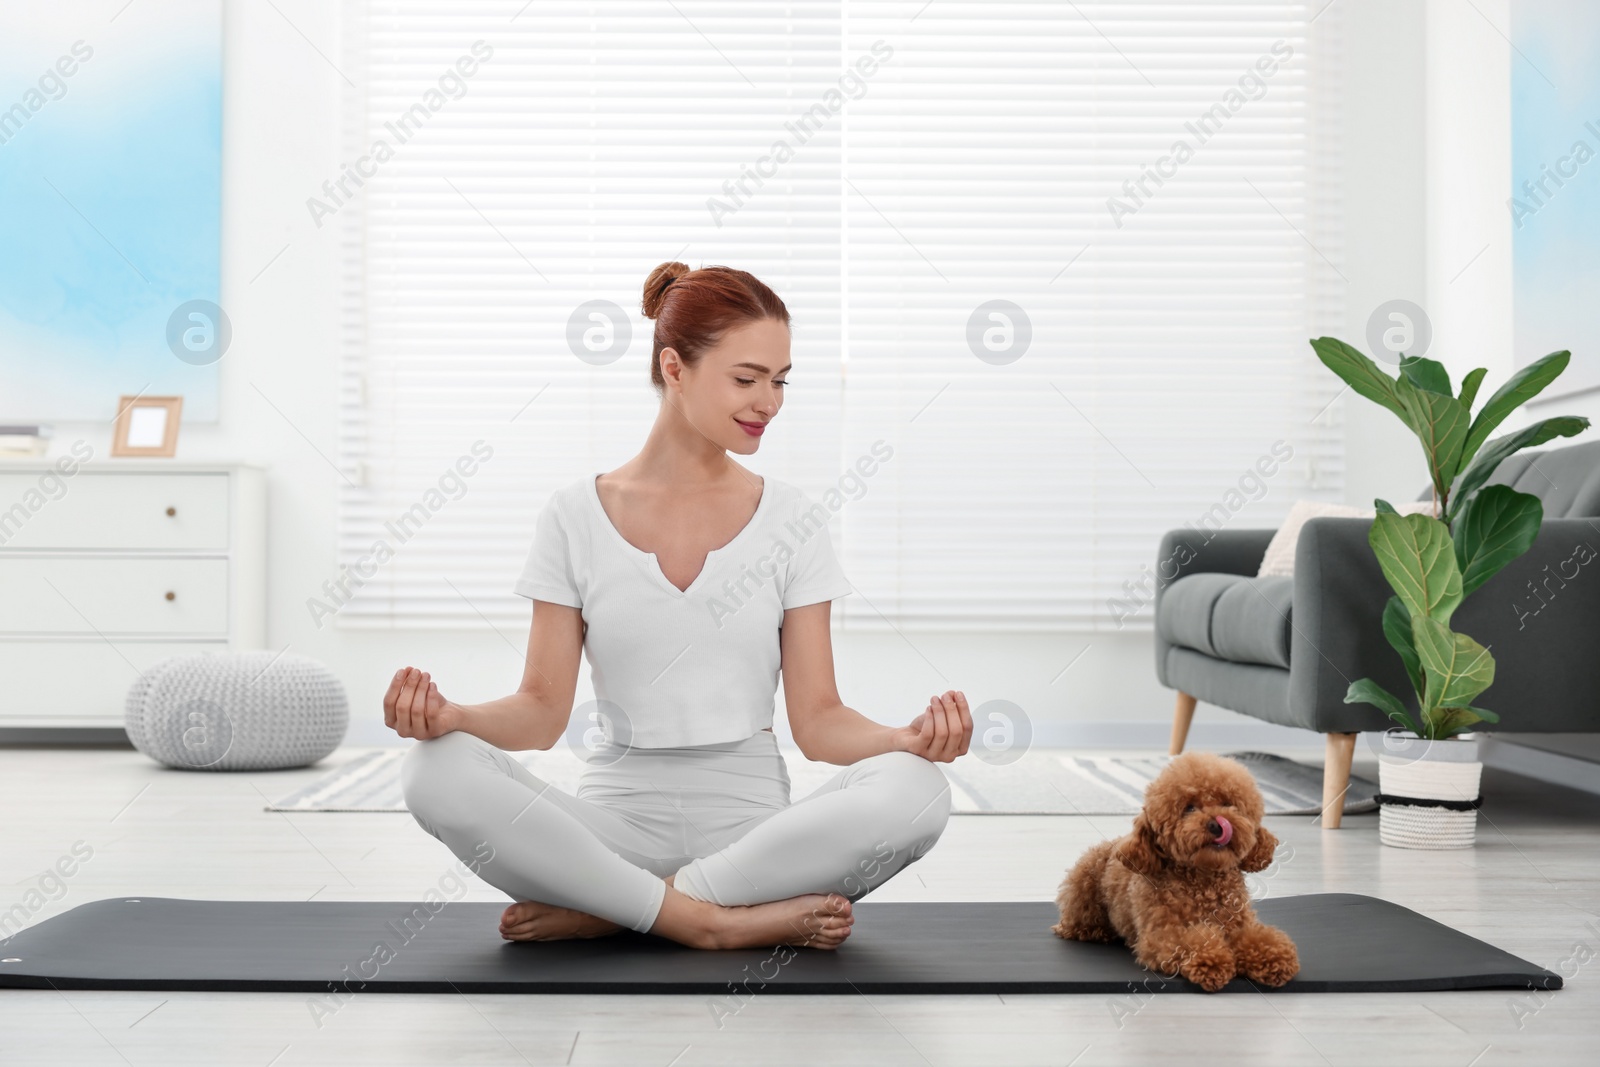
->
xmin=1377 ymin=736 xmax=1482 ymax=849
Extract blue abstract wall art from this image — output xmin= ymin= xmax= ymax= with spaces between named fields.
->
xmin=1511 ymin=0 xmax=1600 ymax=404
xmin=0 ymin=1 xmax=222 ymax=423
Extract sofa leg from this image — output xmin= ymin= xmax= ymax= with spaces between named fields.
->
xmin=1169 ymin=692 xmax=1197 ymax=755
xmin=1321 ymin=732 xmax=1358 ymax=829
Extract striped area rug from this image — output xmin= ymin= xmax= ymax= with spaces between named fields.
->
xmin=266 ymin=748 xmax=1376 ymax=817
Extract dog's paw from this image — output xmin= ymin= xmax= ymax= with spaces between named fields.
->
xmin=1245 ymin=952 xmax=1299 ymax=988
xmin=1232 ymin=925 xmax=1300 ymax=987
xmin=1179 ymin=949 xmax=1236 ymax=993
xmin=1176 ymin=928 xmax=1236 ymax=992
xmin=1242 ymin=944 xmax=1300 ymax=987
xmin=1136 ymin=924 xmax=1235 ymax=992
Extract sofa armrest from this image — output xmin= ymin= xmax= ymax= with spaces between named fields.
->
xmin=1152 ymin=527 xmax=1277 ymax=686
xmin=1290 ymin=515 xmax=1600 ymax=734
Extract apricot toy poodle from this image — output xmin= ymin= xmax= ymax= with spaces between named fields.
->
xmin=1051 ymin=751 xmax=1300 ymax=992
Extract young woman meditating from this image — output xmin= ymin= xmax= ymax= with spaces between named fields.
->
xmin=387 ymin=261 xmax=970 ymax=951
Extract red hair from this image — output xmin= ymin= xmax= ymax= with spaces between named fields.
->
xmin=640 ymin=262 xmax=790 ymax=395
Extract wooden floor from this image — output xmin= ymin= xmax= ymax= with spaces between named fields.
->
xmin=2 ymin=744 xmax=1597 ymax=1067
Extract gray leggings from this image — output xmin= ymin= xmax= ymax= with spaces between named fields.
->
xmin=400 ymin=728 xmax=953 ymax=934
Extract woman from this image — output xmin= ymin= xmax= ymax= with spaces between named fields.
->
xmin=388 ymin=261 xmax=971 ymax=951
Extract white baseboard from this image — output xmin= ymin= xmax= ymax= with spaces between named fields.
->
xmin=0 ymin=727 xmax=130 ymax=745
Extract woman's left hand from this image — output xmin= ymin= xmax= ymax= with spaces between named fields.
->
xmin=890 ymin=690 xmax=972 ymax=763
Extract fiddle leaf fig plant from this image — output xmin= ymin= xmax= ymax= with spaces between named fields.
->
xmin=1308 ymin=338 xmax=1591 ymax=740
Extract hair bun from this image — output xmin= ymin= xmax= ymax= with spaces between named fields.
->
xmin=642 ymin=261 xmax=692 ymax=320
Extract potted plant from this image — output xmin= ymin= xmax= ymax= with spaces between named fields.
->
xmin=1309 ymin=338 xmax=1590 ymax=848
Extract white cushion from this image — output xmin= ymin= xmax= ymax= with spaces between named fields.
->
xmin=125 ymin=651 xmax=348 ymax=771
xmin=1257 ymin=498 xmax=1437 ymax=578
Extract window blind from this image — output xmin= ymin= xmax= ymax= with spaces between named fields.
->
xmin=335 ymin=0 xmax=1345 ymax=633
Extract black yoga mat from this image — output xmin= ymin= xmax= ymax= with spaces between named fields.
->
xmin=0 ymin=893 xmax=1559 ymax=995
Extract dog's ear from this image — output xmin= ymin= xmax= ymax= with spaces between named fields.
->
xmin=1113 ymin=814 xmax=1165 ymax=879
xmin=1240 ymin=823 xmax=1278 ymax=872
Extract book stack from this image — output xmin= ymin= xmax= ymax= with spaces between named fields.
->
xmin=0 ymin=424 xmax=52 ymax=457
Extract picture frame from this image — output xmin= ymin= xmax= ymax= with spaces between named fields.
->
xmin=111 ymin=396 xmax=184 ymax=458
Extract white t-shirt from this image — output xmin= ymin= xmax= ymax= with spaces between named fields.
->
xmin=513 ymin=472 xmax=854 ymax=748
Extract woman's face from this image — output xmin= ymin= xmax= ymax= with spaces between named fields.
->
xmin=664 ymin=316 xmax=791 ymax=454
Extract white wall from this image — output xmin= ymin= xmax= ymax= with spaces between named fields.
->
xmin=1341 ymin=0 xmax=1432 ymax=513
xmin=22 ymin=1 xmax=1512 ymax=751
xmin=1424 ymin=0 xmax=1516 ymax=423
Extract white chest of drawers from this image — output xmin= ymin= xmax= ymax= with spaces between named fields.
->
xmin=0 ymin=459 xmax=265 ymax=729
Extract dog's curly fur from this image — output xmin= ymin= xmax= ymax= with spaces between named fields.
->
xmin=1051 ymin=751 xmax=1300 ymax=992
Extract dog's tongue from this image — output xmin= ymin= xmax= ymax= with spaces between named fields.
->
xmin=1213 ymin=815 xmax=1233 ymax=846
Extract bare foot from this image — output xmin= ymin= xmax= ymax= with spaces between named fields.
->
xmin=704 ymin=892 xmax=855 ymax=950
xmin=497 ymin=876 xmax=855 ymax=951
xmin=500 ymin=874 xmax=693 ymax=942
xmin=499 ymin=900 xmax=624 ymax=942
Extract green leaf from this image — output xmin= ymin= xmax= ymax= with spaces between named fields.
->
xmin=1368 ymin=511 xmax=1464 ymax=625
xmin=1414 ymin=615 xmax=1495 ymax=713
xmin=1458 ymin=367 xmax=1488 ymax=413
xmin=1399 ymin=355 xmax=1453 ymax=396
xmin=1396 ymin=375 xmax=1471 ymax=499
xmin=1381 ymin=596 xmax=1424 ymax=699
xmin=1453 ymin=485 xmax=1544 ymax=598
xmin=1431 ymin=705 xmax=1499 ymax=738
xmin=1444 ymin=416 xmax=1591 ymax=525
xmin=1310 ymin=337 xmax=1413 ymax=432
xmin=1459 ymin=351 xmax=1571 ymax=465
xmin=1345 ymin=678 xmax=1420 ymax=735
xmin=1449 ymin=704 xmax=1499 ymax=725
xmin=1375 ymin=498 xmax=1398 ymax=515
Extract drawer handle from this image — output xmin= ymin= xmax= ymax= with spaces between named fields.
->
xmin=165 ymin=591 xmax=176 ymax=602
xmin=166 ymin=507 xmax=177 ymax=517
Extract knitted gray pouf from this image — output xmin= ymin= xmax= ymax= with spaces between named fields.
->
xmin=125 ymin=651 xmax=348 ymax=771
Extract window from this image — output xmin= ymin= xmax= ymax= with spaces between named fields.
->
xmin=335 ymin=0 xmax=1344 ymax=632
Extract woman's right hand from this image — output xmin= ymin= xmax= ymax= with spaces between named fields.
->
xmin=383 ymin=666 xmax=462 ymax=740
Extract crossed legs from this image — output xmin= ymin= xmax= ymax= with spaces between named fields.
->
xmin=399 ymin=730 xmax=952 ymax=949
xmin=669 ymin=747 xmax=952 ymax=907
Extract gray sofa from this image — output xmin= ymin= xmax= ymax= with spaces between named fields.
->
xmin=1154 ymin=437 xmax=1600 ymax=826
